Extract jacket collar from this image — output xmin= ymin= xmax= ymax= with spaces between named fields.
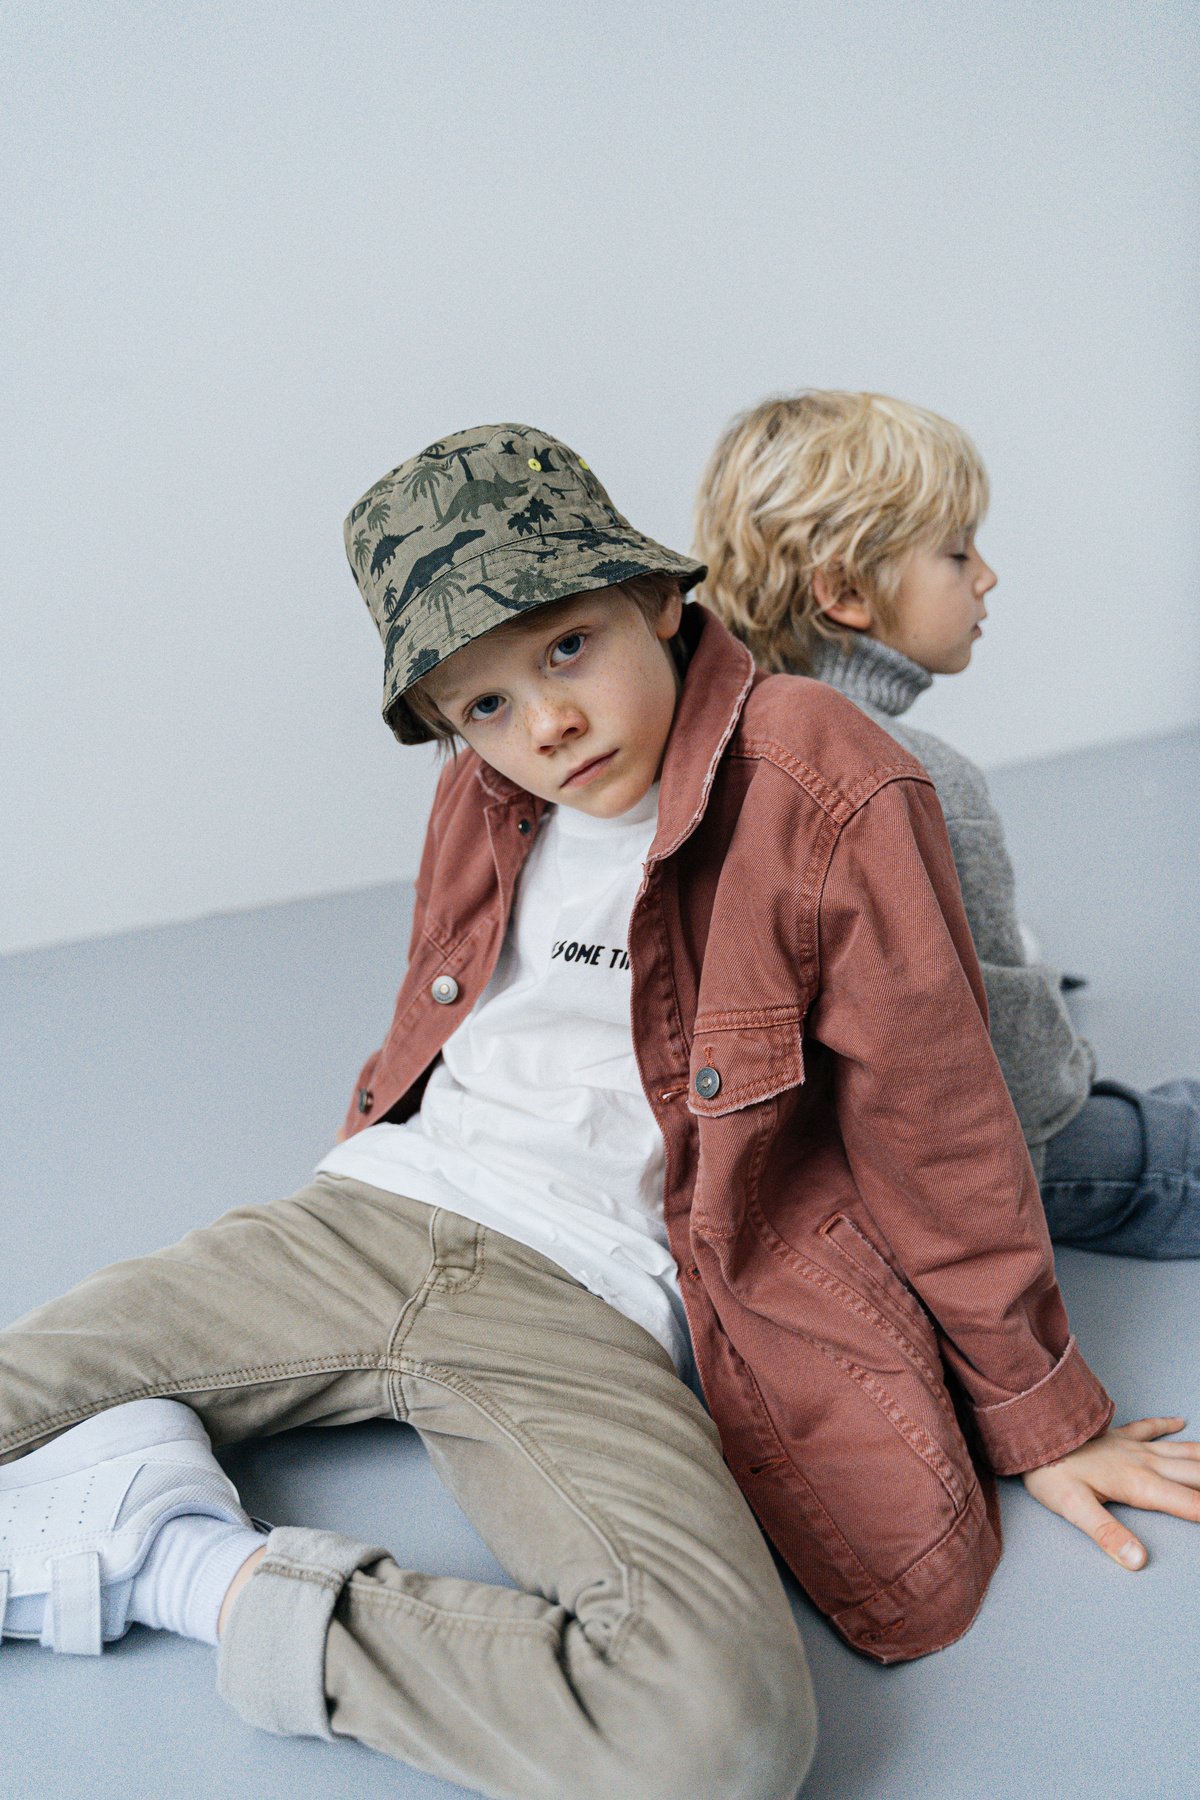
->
xmin=808 ymin=634 xmax=932 ymax=718
xmin=651 ymin=604 xmax=755 ymax=861
xmin=469 ymin=604 xmax=755 ymax=857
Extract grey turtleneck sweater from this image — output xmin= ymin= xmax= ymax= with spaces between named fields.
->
xmin=809 ymin=635 xmax=1095 ymax=1172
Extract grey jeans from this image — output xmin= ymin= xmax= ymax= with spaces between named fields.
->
xmin=1040 ymin=1078 xmax=1200 ymax=1258
xmin=0 ymin=1174 xmax=816 ymax=1800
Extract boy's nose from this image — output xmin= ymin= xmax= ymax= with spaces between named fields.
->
xmin=527 ymin=698 xmax=585 ymax=751
xmin=975 ymin=557 xmax=998 ymax=597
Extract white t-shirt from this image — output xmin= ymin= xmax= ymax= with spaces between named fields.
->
xmin=317 ymin=784 xmax=691 ymax=1373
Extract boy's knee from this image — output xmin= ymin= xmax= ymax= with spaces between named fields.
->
xmin=624 ymin=1612 xmax=817 ymax=1800
xmin=703 ymin=1633 xmax=817 ymax=1799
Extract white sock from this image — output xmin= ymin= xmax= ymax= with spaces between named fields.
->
xmin=126 ymin=1515 xmax=266 ymax=1645
xmin=2 ymin=1514 xmax=265 ymax=1647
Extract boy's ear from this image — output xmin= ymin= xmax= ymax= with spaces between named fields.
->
xmin=813 ymin=564 xmax=873 ymax=632
xmin=653 ymin=583 xmax=685 ymax=640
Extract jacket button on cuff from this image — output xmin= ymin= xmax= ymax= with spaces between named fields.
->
xmin=431 ymin=975 xmax=460 ymax=1005
xmin=517 ymin=819 xmax=532 ymax=835
xmin=357 ymin=1087 xmax=374 ymax=1115
xmin=695 ymin=1066 xmax=721 ymax=1099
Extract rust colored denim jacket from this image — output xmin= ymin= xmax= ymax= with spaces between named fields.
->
xmin=341 ymin=604 xmax=1114 ymax=1663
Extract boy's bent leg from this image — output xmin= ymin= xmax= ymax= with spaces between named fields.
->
xmin=218 ymin=1212 xmax=816 ymax=1800
xmin=0 ymin=1174 xmax=447 ymax=1460
xmin=1040 ymin=1078 xmax=1200 ymax=1258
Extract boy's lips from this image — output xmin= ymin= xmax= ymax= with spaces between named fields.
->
xmin=561 ymin=750 xmax=617 ymax=789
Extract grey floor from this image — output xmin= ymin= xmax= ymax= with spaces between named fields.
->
xmin=1 ymin=726 xmax=1197 ymax=1800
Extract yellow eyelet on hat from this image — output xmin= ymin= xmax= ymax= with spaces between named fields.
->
xmin=527 ymin=457 xmax=542 ymax=471
xmin=578 ymin=458 xmax=590 ymax=470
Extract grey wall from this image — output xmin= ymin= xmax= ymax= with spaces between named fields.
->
xmin=3 ymin=0 xmax=1197 ymax=956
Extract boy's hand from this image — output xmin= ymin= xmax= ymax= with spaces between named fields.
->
xmin=1022 ymin=1416 xmax=1200 ymax=1568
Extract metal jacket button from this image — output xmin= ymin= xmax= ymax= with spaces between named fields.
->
xmin=694 ymin=1066 xmax=721 ymax=1100
xmin=431 ymin=975 xmax=460 ymax=1005
xmin=357 ymin=1087 xmax=374 ymax=1115
xmin=517 ymin=819 xmax=532 ymax=835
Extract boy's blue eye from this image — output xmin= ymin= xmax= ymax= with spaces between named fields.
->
xmin=553 ymin=631 xmax=585 ymax=660
xmin=469 ymin=695 xmax=503 ymax=721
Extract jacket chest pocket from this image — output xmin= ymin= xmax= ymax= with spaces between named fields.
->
xmin=686 ymin=1009 xmax=805 ymax=1236
xmin=686 ymin=1007 xmax=805 ymax=1118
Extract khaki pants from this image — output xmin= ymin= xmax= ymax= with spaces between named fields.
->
xmin=0 ymin=1174 xmax=816 ymax=1799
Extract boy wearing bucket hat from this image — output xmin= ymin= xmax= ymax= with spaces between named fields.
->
xmin=1 ymin=423 xmax=1189 ymax=1797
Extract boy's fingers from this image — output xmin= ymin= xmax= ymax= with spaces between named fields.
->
xmin=1058 ymin=1487 xmax=1146 ymax=1569
xmin=1133 ymin=1470 xmax=1200 ymax=1519
xmin=1147 ymin=1439 xmax=1200 ymax=1462
xmin=1113 ymin=1416 xmax=1187 ymax=1441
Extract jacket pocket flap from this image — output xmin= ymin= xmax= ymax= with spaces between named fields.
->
xmin=687 ymin=1009 xmax=805 ymax=1117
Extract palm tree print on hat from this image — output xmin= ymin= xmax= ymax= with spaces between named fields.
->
xmin=399 ymin=457 xmax=454 ymax=524
xmin=509 ymin=497 xmax=557 ymax=540
xmin=348 ymin=478 xmax=397 ymax=524
xmin=450 ymin=443 xmax=488 ymax=478
xmin=422 ymin=568 xmax=469 ymax=639
xmin=419 ymin=439 xmax=488 ymax=481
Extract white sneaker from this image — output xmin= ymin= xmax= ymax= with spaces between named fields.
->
xmin=0 ymin=1398 xmax=252 ymax=1655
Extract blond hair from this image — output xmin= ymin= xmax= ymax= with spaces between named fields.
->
xmin=403 ymin=571 xmax=681 ymax=749
xmin=694 ymin=391 xmax=989 ymax=673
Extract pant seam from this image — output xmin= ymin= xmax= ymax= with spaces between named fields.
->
xmin=428 ymin=1220 xmax=487 ymax=1296
xmin=257 ymin=1562 xmax=343 ymax=1592
xmin=384 ymin=1215 xmax=448 ymax=1420
xmin=385 ymin=1212 xmax=486 ymax=1421
xmin=343 ymin=1577 xmax=563 ymax=1640
xmin=0 ymin=1355 xmax=394 ymax=1456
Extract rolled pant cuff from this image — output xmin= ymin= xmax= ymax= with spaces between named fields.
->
xmin=216 ymin=1525 xmax=383 ymax=1740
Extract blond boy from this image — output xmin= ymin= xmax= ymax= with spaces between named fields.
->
xmin=696 ymin=389 xmax=1200 ymax=1261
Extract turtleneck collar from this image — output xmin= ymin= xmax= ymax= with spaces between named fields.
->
xmin=807 ymin=633 xmax=932 ymax=719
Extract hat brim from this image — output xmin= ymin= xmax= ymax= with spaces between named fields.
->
xmin=383 ymin=536 xmax=705 ymax=745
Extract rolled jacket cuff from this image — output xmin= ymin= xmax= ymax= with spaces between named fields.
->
xmin=971 ymin=1335 xmax=1115 ymax=1476
xmin=216 ymin=1526 xmax=384 ymax=1741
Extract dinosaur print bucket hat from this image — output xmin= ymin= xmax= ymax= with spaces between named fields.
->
xmin=344 ymin=423 xmax=706 ymax=744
